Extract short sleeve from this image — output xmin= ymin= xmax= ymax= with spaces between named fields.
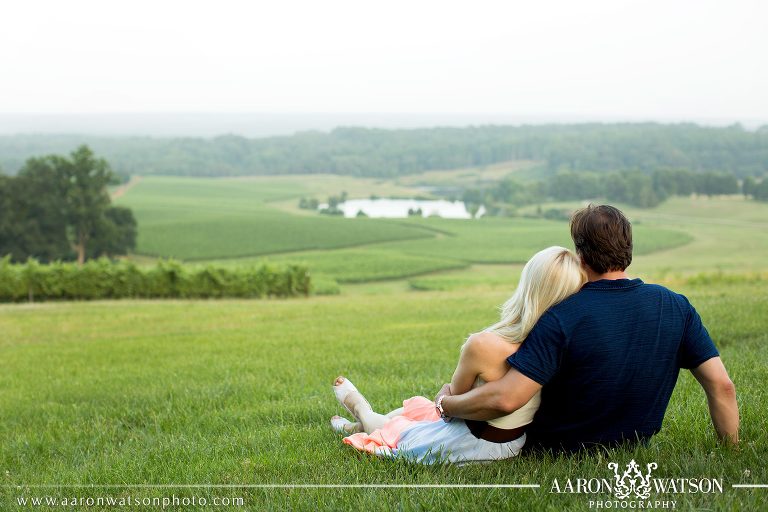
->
xmin=506 ymin=310 xmax=566 ymax=385
xmin=678 ymin=297 xmax=719 ymax=370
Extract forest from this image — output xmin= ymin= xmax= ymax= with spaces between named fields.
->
xmin=462 ymin=168 xmax=767 ymax=211
xmin=1 ymin=123 xmax=767 ymax=179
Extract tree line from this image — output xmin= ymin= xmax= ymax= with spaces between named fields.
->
xmin=0 ymin=146 xmax=136 ymax=263
xmin=463 ymin=168 xmax=749 ymax=213
xmin=743 ymin=176 xmax=768 ymax=201
xmin=1 ymin=123 xmax=767 ymax=179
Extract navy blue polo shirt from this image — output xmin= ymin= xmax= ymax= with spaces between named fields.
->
xmin=507 ymin=278 xmax=718 ymax=452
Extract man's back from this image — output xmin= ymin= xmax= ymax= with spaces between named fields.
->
xmin=507 ymin=278 xmax=719 ymax=452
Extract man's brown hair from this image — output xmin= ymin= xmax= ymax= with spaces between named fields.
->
xmin=570 ymin=204 xmax=632 ymax=274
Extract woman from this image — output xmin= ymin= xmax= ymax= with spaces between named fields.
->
xmin=330 ymin=246 xmax=586 ymax=464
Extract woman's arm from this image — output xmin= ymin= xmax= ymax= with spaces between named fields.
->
xmin=449 ymin=332 xmax=500 ymax=395
xmin=439 ymin=367 xmax=542 ymax=420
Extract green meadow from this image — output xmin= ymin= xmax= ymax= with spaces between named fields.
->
xmin=2 ymin=173 xmax=767 ymax=510
xmin=115 ymin=176 xmax=694 ymax=285
xmin=115 ymin=176 xmax=436 ymax=260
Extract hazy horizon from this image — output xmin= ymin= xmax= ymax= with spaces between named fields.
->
xmin=1 ymin=112 xmax=765 ymax=139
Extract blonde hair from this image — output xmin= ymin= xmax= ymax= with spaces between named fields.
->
xmin=485 ymin=246 xmax=586 ymax=343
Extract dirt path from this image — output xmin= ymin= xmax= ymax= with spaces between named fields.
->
xmin=111 ymin=175 xmax=142 ymax=200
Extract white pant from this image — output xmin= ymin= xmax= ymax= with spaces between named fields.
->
xmin=384 ymin=419 xmax=526 ymax=465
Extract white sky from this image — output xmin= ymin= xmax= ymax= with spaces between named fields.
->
xmin=1 ymin=0 xmax=766 ymax=121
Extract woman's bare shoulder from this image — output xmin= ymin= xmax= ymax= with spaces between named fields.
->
xmin=464 ymin=331 xmax=518 ymax=356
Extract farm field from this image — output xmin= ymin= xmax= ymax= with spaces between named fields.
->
xmin=408 ymin=263 xmax=526 ymax=292
xmin=373 ymin=217 xmax=692 ymax=264
xmin=520 ymin=196 xmax=768 ymax=276
xmin=393 ymin=159 xmax=541 ymax=187
xmin=118 ymin=175 xmax=698 ymax=287
xmin=215 ymin=248 xmax=469 ymax=283
xmin=625 ymin=196 xmax=768 ymax=276
xmin=114 ymin=176 xmax=437 ymax=260
xmin=1 ymin=278 xmax=765 ymax=510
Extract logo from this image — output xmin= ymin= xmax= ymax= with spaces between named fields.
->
xmin=549 ymin=460 xmax=723 ymax=509
xmin=608 ymin=459 xmax=658 ymax=500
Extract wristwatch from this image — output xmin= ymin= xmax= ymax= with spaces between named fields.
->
xmin=436 ymin=394 xmax=448 ymax=419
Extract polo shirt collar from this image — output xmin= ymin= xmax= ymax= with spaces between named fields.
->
xmin=583 ymin=278 xmax=644 ymax=290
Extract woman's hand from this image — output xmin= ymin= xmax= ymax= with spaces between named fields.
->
xmin=435 ymin=383 xmax=452 ymax=403
xmin=435 ymin=383 xmax=453 ymax=422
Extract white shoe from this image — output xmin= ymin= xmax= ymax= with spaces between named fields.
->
xmin=332 ymin=376 xmax=372 ymax=419
xmin=330 ymin=415 xmax=359 ymax=435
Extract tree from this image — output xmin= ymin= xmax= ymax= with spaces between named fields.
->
xmin=548 ymin=172 xmax=605 ymax=201
xmin=64 ymin=146 xmax=114 ymax=265
xmin=753 ymin=179 xmax=768 ymax=201
xmin=567 ymin=171 xmax=658 ymax=208
xmin=87 ymin=206 xmax=137 ymax=259
xmin=694 ymin=172 xmax=739 ymax=196
xmin=1 ymin=146 xmax=133 ymax=264
xmin=605 ymin=173 xmax=629 ymax=203
xmin=742 ymin=176 xmax=757 ymax=197
xmin=652 ymin=169 xmax=693 ymax=197
xmin=624 ymin=172 xmax=662 ymax=208
xmin=10 ymin=158 xmax=72 ymax=262
xmin=0 ymin=176 xmax=16 ymax=258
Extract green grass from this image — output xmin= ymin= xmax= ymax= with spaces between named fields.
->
xmin=375 ymin=217 xmax=691 ymax=264
xmin=189 ymin=215 xmax=688 ymax=286
xmin=115 ymin=176 xmax=436 ymax=260
xmin=409 ymin=264 xmax=524 ymax=292
xmin=118 ymin=176 xmax=693 ymax=281
xmin=627 ymin=196 xmax=768 ymax=276
xmin=5 ymin=176 xmax=767 ymax=509
xmin=518 ymin=196 xmax=768 ymax=277
xmin=393 ymin=160 xmax=540 ymax=187
xmin=1 ymin=281 xmax=765 ymax=510
xmin=215 ymin=248 xmax=469 ymax=283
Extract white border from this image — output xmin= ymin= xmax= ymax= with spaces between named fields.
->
xmin=4 ymin=484 xmax=538 ymax=489
xmin=5 ymin=483 xmax=765 ymax=489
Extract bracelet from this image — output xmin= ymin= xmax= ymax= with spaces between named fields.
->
xmin=436 ymin=395 xmax=447 ymax=418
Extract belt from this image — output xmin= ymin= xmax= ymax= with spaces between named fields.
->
xmin=465 ymin=419 xmax=527 ymax=443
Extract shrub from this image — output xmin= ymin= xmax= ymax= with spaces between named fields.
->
xmin=0 ymin=258 xmax=311 ymax=302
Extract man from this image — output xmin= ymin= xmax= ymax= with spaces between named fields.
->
xmin=435 ymin=204 xmax=738 ymax=452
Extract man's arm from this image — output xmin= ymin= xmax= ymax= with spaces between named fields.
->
xmin=437 ymin=366 xmax=542 ymax=421
xmin=691 ymin=357 xmax=739 ymax=445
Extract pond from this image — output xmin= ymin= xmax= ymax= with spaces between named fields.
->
xmin=323 ymin=198 xmax=486 ymax=219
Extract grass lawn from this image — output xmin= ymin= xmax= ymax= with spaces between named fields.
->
xmin=212 ymin=248 xmax=469 ymax=284
xmin=1 ymin=279 xmax=765 ymax=510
